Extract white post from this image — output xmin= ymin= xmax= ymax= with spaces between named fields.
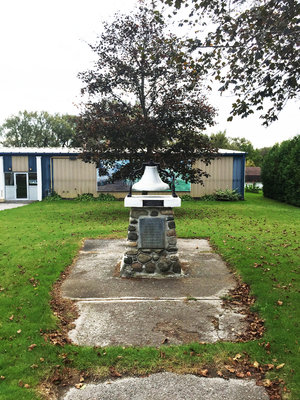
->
xmin=0 ymin=156 xmax=4 ymax=202
xmin=36 ymin=156 xmax=42 ymax=201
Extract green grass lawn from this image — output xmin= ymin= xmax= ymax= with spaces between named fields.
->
xmin=0 ymin=193 xmax=299 ymax=399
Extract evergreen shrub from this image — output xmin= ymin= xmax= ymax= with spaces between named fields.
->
xmin=261 ymin=135 xmax=300 ymax=206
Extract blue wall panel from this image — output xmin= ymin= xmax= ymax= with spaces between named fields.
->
xmin=232 ymin=155 xmax=246 ymax=199
xmin=28 ymin=156 xmax=37 ymax=172
xmin=3 ymin=155 xmax=12 ymax=172
xmin=41 ymin=156 xmax=51 ymax=198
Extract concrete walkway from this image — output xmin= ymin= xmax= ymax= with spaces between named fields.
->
xmin=61 ymin=373 xmax=269 ymax=400
xmin=62 ymin=239 xmax=246 ymax=346
xmin=60 ymin=238 xmax=269 ymax=400
xmin=0 ymin=202 xmax=31 ymax=211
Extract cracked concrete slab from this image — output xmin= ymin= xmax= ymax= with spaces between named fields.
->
xmin=62 ymin=239 xmax=235 ymax=300
xmin=62 ymin=238 xmax=247 ymax=347
xmin=60 ymin=372 xmax=269 ymax=400
xmin=68 ymin=300 xmax=245 ymax=347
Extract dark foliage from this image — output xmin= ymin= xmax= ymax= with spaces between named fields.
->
xmin=163 ymin=0 xmax=300 ymax=125
xmin=261 ymin=135 xmax=300 ymax=206
xmin=76 ymin=5 xmax=217 ymax=184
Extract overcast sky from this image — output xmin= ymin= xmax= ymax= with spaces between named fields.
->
xmin=0 ymin=0 xmax=299 ymax=148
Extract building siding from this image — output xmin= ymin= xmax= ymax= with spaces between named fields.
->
xmin=52 ymin=157 xmax=97 ymax=198
xmin=233 ymin=155 xmax=246 ymax=199
xmin=3 ymin=155 xmax=12 ymax=172
xmin=191 ymin=157 xmax=233 ymax=197
xmin=12 ymin=156 xmax=28 ymax=172
xmin=41 ymin=156 xmax=51 ymax=198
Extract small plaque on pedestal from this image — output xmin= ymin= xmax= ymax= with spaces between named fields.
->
xmin=139 ymin=217 xmax=165 ymax=248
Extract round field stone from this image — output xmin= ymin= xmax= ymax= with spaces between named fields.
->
xmin=167 ymin=246 xmax=178 ymax=252
xmin=168 ymin=221 xmax=176 ymax=229
xmin=126 ymin=249 xmax=138 ymax=255
xmin=145 ymin=262 xmax=156 ymax=273
xmin=128 ymin=225 xmax=137 ymax=231
xmin=168 ymin=237 xmax=177 ymax=245
xmin=158 ymin=257 xmax=172 ymax=272
xmin=132 ymin=262 xmax=143 ymax=272
xmin=166 ymin=216 xmax=174 ymax=221
xmin=128 ymin=232 xmax=138 ymax=241
xmin=150 ymin=210 xmax=159 ymax=216
xmin=127 ymin=241 xmax=137 ymax=247
xmin=124 ymin=256 xmax=133 ymax=265
xmin=131 ymin=209 xmax=148 ymax=218
xmin=138 ymin=253 xmax=152 ymax=264
xmin=160 ymin=208 xmax=173 ymax=215
xmin=172 ymin=261 xmax=182 ymax=274
xmin=167 ymin=229 xmax=176 ymax=237
xmin=130 ymin=219 xmax=138 ymax=224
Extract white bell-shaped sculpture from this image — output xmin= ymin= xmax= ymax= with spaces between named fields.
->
xmin=132 ymin=165 xmax=170 ymax=191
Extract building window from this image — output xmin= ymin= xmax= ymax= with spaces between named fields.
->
xmin=5 ymin=172 xmax=14 ymax=186
xmin=29 ymin=173 xmax=37 ymax=186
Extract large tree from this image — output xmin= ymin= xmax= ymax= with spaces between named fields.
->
xmin=0 ymin=111 xmax=78 ymax=148
xmin=76 ymin=5 xmax=217 ymax=184
xmin=163 ymin=0 xmax=300 ymax=125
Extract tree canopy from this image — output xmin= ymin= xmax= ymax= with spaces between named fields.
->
xmin=163 ymin=0 xmax=300 ymax=125
xmin=76 ymin=5 xmax=217 ymax=184
xmin=209 ymin=130 xmax=270 ymax=166
xmin=0 ymin=111 xmax=78 ymax=148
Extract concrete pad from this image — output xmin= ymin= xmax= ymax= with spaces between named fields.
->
xmin=69 ymin=300 xmax=245 ymax=346
xmin=62 ymin=239 xmax=235 ymax=300
xmin=0 ymin=202 xmax=30 ymax=211
xmin=62 ymin=238 xmax=247 ymax=347
xmin=60 ymin=372 xmax=269 ymax=400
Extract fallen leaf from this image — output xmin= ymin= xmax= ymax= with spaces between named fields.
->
xmin=253 ymin=361 xmax=260 ymax=369
xmin=217 ymin=371 xmax=223 ymax=377
xmin=40 ymin=358 xmax=45 ymax=362
xmin=24 ymin=384 xmax=30 ymax=389
xmin=276 ymin=363 xmax=285 ymax=370
xmin=9 ymin=315 xmax=14 ymax=321
xmin=236 ymin=372 xmax=245 ymax=378
xmin=277 ymin=300 xmax=283 ymax=306
xmin=267 ymin=364 xmax=274 ymax=370
xmin=0 ymin=376 xmax=5 ymax=380
xmin=160 ymin=351 xmax=166 ymax=359
xmin=198 ymin=369 xmax=208 ymax=377
xmin=75 ymin=383 xmax=83 ymax=389
xmin=109 ymin=366 xmax=122 ymax=377
xmin=17 ymin=329 xmax=22 ymax=334
xmin=262 ymin=379 xmax=272 ymax=387
xmin=28 ymin=344 xmax=37 ymax=351
xmin=225 ymin=365 xmax=235 ymax=373
xmin=233 ymin=353 xmax=242 ymax=361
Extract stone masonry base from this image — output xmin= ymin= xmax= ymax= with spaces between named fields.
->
xmin=120 ymin=207 xmax=182 ymax=277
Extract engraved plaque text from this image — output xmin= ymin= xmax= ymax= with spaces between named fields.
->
xmin=139 ymin=217 xmax=165 ymax=248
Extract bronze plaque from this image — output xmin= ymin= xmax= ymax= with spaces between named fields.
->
xmin=139 ymin=217 xmax=165 ymax=248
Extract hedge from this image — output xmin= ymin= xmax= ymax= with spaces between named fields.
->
xmin=261 ymin=135 xmax=300 ymax=207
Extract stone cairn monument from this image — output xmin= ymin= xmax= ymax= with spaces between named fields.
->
xmin=120 ymin=162 xmax=181 ymax=277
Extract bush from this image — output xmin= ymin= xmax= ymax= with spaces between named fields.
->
xmin=76 ymin=193 xmax=95 ymax=201
xmin=43 ymin=191 xmax=62 ymax=201
xmin=180 ymin=194 xmax=194 ymax=201
xmin=245 ymin=183 xmax=261 ymax=193
xmin=261 ymin=135 xmax=300 ymax=206
xmin=214 ymin=189 xmax=241 ymax=201
xmin=97 ymin=193 xmax=116 ymax=201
